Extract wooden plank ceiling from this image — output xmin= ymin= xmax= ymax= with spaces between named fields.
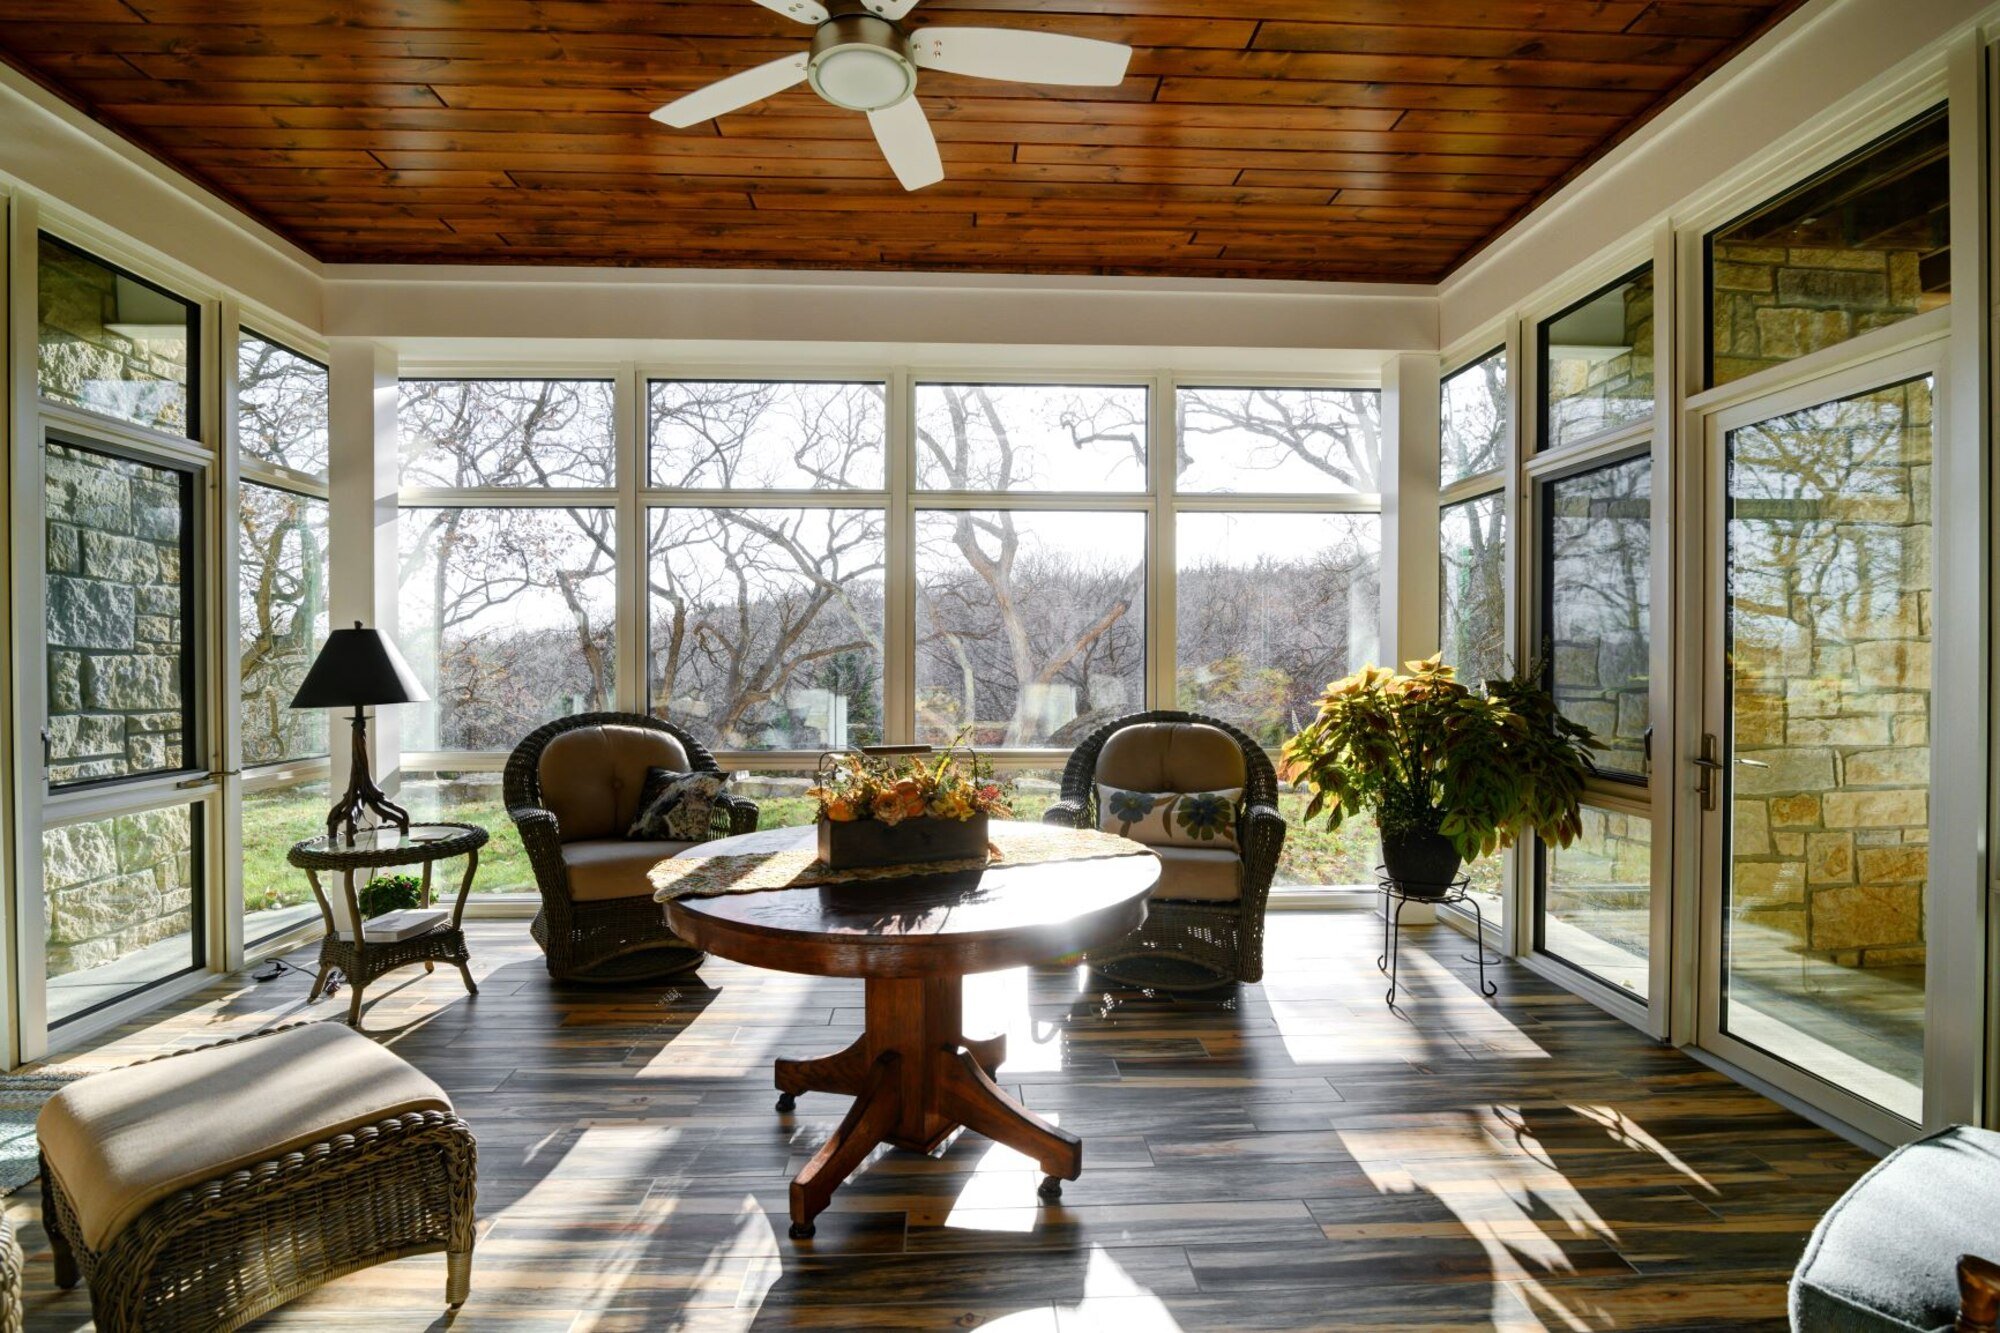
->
xmin=0 ymin=1 xmax=1806 ymax=283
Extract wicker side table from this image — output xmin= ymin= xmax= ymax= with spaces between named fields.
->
xmin=288 ymin=823 xmax=488 ymax=1026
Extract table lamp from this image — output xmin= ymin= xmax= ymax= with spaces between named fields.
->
xmin=290 ymin=621 xmax=430 ymax=845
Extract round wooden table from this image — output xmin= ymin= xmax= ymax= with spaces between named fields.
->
xmin=665 ymin=821 xmax=1157 ymax=1238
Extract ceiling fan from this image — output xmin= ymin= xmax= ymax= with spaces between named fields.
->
xmin=650 ymin=0 xmax=1134 ymax=191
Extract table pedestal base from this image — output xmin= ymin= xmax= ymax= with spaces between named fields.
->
xmin=775 ymin=976 xmax=1081 ymax=1238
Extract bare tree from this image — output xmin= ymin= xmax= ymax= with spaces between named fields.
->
xmin=914 ymin=385 xmax=1148 ymax=745
xmin=239 ymin=484 xmax=328 ymax=764
xmin=237 ymin=335 xmax=330 ymax=475
xmin=1176 ymin=387 xmax=1381 ymax=491
xmin=397 ymin=381 xmax=618 ymax=749
xmin=648 ymin=382 xmax=888 ymax=749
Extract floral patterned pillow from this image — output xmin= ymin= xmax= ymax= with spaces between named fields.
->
xmin=627 ymin=768 xmax=726 ymax=841
xmin=1095 ymin=783 xmax=1241 ymax=851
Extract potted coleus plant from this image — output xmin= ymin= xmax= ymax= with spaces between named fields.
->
xmin=1282 ymin=656 xmax=1599 ymax=897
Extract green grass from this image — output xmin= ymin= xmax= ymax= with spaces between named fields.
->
xmin=244 ymin=772 xmax=1493 ymax=904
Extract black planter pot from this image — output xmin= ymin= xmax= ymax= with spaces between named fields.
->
xmin=1380 ymin=830 xmax=1463 ymax=899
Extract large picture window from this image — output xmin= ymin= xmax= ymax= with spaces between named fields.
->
xmin=395 ymin=372 xmax=1379 ymax=892
xmin=916 ymin=509 xmax=1145 ymax=746
xmin=398 ymin=505 xmax=617 ymax=751
xmin=648 ymin=507 xmax=886 ymax=750
xmin=397 ymin=379 xmax=620 ymax=753
xmin=1175 ymin=511 xmax=1378 ymax=744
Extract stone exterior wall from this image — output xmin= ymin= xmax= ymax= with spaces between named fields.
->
xmin=1729 ymin=379 xmax=1931 ymax=970
xmin=37 ymin=237 xmax=190 ymax=436
xmin=1545 ymin=806 xmax=1653 ymax=958
xmin=1546 ymin=274 xmax=1655 ymax=447
xmin=42 ymin=806 xmax=194 ymax=978
xmin=45 ymin=444 xmax=187 ymax=785
xmin=1548 ymin=456 xmax=1653 ymax=780
xmin=1711 ymin=241 xmax=1947 ymax=386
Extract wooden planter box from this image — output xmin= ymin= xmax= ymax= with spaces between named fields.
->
xmin=818 ymin=813 xmax=990 ymax=870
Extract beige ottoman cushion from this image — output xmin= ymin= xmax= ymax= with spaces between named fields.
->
xmin=37 ymin=1022 xmax=452 ymax=1252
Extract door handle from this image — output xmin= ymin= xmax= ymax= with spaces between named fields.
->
xmin=1693 ymin=733 xmax=1724 ymax=812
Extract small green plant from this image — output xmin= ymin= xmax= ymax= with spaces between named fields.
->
xmin=1281 ymin=656 xmax=1600 ymax=861
xmin=358 ymin=873 xmax=423 ymax=919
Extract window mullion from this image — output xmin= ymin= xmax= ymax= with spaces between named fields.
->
xmin=885 ymin=368 xmax=915 ymax=747
xmin=615 ymin=363 xmax=646 ymax=716
xmin=1149 ymin=373 xmax=1175 ymax=714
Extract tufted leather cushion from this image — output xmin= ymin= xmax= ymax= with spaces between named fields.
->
xmin=538 ymin=724 xmax=693 ymax=842
xmin=1095 ymin=722 xmax=1247 ymax=795
xmin=37 ymin=1023 xmax=452 ymax=1252
xmin=561 ymin=838 xmax=697 ymax=902
xmin=1151 ymin=846 xmax=1243 ymax=902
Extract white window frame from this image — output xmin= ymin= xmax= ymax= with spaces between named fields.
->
xmin=390 ymin=361 xmax=1385 ymax=909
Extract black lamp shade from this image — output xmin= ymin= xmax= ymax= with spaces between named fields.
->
xmin=290 ymin=622 xmax=430 ymax=709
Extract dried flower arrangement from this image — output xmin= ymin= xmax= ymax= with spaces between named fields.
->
xmin=809 ymin=744 xmax=1013 ymax=826
xmin=809 ymin=742 xmax=1013 ymax=869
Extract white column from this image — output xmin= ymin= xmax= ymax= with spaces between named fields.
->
xmin=1379 ymin=353 xmax=1442 ymax=666
xmin=1374 ymin=353 xmax=1442 ymax=922
xmin=326 ymin=341 xmax=400 ymax=797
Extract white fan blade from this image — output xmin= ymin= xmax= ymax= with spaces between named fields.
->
xmin=651 ymin=54 xmax=810 ymax=128
xmin=868 ymin=96 xmax=944 ymax=191
xmin=750 ymin=0 xmax=828 ymax=23
xmin=859 ymin=0 xmax=922 ymax=16
xmin=911 ymin=28 xmax=1132 ymax=87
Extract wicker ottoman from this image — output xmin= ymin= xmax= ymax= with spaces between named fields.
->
xmin=36 ymin=1022 xmax=476 ymax=1333
xmin=0 ymin=1211 xmax=20 ymax=1333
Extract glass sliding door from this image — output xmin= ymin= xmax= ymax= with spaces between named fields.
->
xmin=1535 ymin=453 xmax=1654 ymax=993
xmin=40 ymin=434 xmax=207 ymax=1026
xmin=1705 ymin=373 xmax=1933 ymax=1124
xmin=23 ymin=232 xmax=221 ymax=1052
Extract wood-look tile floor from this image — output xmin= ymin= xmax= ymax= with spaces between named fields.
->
xmin=13 ymin=912 xmax=1874 ymax=1331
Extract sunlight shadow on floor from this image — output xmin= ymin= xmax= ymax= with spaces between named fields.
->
xmin=941 ymin=1117 xmax=1067 ymax=1230
xmin=964 ymin=964 xmax=1073 ymax=1073
xmin=1341 ymin=1110 xmax=1620 ymax=1331
xmin=1265 ymin=941 xmax=1548 ymax=1066
xmin=635 ymin=974 xmax=824 ymax=1080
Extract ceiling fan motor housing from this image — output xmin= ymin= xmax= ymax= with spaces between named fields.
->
xmin=808 ymin=8 xmax=917 ymax=111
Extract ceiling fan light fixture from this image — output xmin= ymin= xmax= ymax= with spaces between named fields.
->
xmin=812 ymin=46 xmax=914 ymax=110
xmin=808 ymin=13 xmax=916 ymax=111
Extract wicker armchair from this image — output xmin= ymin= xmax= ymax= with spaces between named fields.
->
xmin=1043 ymin=710 xmax=1284 ymax=989
xmin=505 ymin=712 xmax=757 ymax=982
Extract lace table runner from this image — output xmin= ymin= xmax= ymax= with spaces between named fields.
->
xmin=650 ymin=823 xmax=1151 ymax=902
